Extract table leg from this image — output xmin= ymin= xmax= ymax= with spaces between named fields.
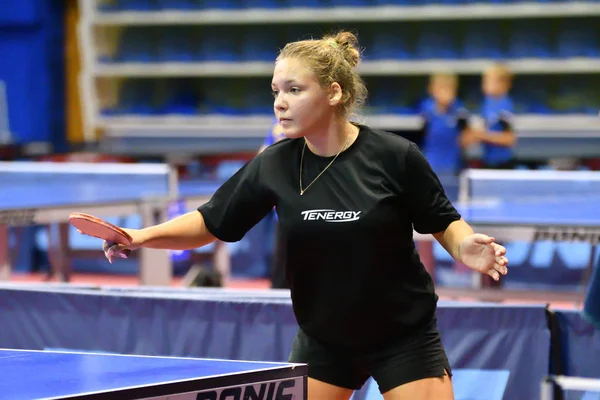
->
xmin=213 ymin=240 xmax=230 ymax=285
xmin=138 ymin=203 xmax=172 ymax=286
xmin=47 ymin=223 xmax=71 ymax=282
xmin=0 ymin=224 xmax=10 ymax=280
xmin=52 ymin=222 xmax=71 ymax=282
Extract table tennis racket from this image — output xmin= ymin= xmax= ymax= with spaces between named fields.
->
xmin=69 ymin=212 xmax=133 ymax=246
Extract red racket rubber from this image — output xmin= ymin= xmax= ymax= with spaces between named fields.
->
xmin=69 ymin=212 xmax=133 ymax=246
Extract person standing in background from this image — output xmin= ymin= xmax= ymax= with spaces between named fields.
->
xmin=416 ymin=72 xmax=471 ymax=281
xmin=469 ymin=63 xmax=517 ymax=169
xmin=463 ymin=63 xmax=517 ymax=288
xmin=419 ymin=72 xmax=471 ymax=177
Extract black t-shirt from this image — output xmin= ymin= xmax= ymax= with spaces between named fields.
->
xmin=198 ymin=124 xmax=461 ymax=349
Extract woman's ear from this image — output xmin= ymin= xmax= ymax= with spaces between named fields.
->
xmin=328 ymin=82 xmax=343 ymax=106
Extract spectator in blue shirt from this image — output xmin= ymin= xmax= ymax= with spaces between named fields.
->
xmin=419 ymin=72 xmax=471 ymax=177
xmin=471 ymin=63 xmax=517 ymax=169
xmin=417 ymin=72 xmax=471 ymax=281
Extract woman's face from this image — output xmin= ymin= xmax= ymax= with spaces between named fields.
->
xmin=271 ymin=57 xmax=335 ymax=139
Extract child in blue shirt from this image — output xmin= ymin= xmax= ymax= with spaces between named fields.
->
xmin=418 ymin=72 xmax=471 ymax=281
xmin=419 ymin=72 xmax=471 ymax=177
xmin=471 ymin=63 xmax=517 ymax=169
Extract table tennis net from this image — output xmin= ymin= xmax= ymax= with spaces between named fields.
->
xmin=542 ymin=376 xmax=600 ymax=400
xmin=0 ymin=161 xmax=177 ymax=198
xmin=458 ymin=169 xmax=600 ymax=204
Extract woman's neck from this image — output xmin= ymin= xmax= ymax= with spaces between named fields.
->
xmin=304 ymin=118 xmax=359 ymax=157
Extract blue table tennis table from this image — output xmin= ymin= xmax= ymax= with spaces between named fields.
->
xmin=455 ymin=169 xmax=600 ymax=243
xmin=0 ymin=348 xmax=307 ymax=400
xmin=0 ymin=162 xmax=181 ymax=285
xmin=0 ymin=160 xmax=226 ymax=285
xmin=448 ymin=169 xmax=600 ymax=294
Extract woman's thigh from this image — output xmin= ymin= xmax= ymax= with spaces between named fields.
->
xmin=288 ymin=329 xmax=368 ymax=399
xmin=382 ymin=370 xmax=453 ymax=400
xmin=366 ymin=324 xmax=453 ymax=398
xmin=308 ymin=378 xmax=354 ymax=400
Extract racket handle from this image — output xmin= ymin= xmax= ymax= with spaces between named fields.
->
xmin=104 ymin=243 xmax=132 ymax=258
xmin=115 ymin=249 xmax=132 ymax=259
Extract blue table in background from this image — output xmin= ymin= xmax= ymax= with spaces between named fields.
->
xmin=0 ymin=162 xmax=178 ymax=285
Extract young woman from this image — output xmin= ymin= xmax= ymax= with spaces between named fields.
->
xmin=102 ymin=31 xmax=508 ymax=400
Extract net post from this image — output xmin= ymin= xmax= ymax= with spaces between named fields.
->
xmin=0 ymin=225 xmax=10 ymax=281
xmin=540 ymin=376 xmax=559 ymax=400
xmin=457 ymin=168 xmax=472 ymax=206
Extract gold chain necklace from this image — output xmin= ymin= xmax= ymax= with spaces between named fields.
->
xmin=299 ymin=134 xmax=351 ymax=196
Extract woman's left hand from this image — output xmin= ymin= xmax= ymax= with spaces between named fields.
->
xmin=459 ymin=234 xmax=508 ymax=281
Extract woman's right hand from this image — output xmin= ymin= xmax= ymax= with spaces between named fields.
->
xmin=102 ymin=228 xmax=146 ymax=264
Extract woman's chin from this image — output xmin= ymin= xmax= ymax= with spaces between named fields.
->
xmin=282 ymin=127 xmax=304 ymax=139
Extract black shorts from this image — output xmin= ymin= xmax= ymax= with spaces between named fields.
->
xmin=288 ymin=325 xmax=452 ymax=394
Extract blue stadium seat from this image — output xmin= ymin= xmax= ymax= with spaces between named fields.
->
xmin=462 ymin=22 xmax=505 ymax=59
xmin=240 ymin=0 xmax=283 ymax=7
xmin=422 ymin=0 xmax=464 ymax=7
xmin=115 ymin=28 xmax=157 ymax=62
xmin=155 ymin=0 xmax=198 ymax=9
xmin=157 ymin=79 xmax=201 ymax=115
xmin=557 ymin=20 xmax=600 ymax=58
xmin=416 ymin=24 xmax=460 ymax=59
xmin=109 ymin=80 xmax=158 ymax=115
xmin=367 ymin=81 xmax=418 ymax=114
xmin=508 ymin=22 xmax=554 ymax=59
xmin=511 ymin=80 xmax=554 ymax=114
xmin=200 ymin=31 xmax=240 ymax=62
xmin=328 ymin=0 xmax=370 ymax=5
xmin=368 ymin=32 xmax=414 ymax=60
xmin=371 ymin=0 xmax=414 ymax=4
xmin=201 ymin=0 xmax=242 ymax=9
xmin=203 ymin=101 xmax=240 ymax=115
xmin=240 ymin=28 xmax=280 ymax=61
xmin=98 ymin=1 xmax=119 ymax=11
xmin=284 ymin=0 xmax=325 ymax=7
xmin=553 ymin=77 xmax=599 ymax=114
xmin=112 ymin=0 xmax=157 ymax=11
xmin=157 ymin=27 xmax=200 ymax=62
xmin=243 ymin=84 xmax=274 ymax=115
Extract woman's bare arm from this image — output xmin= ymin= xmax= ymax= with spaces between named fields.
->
xmin=128 ymin=211 xmax=217 ymax=251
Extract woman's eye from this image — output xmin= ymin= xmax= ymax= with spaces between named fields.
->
xmin=290 ymin=87 xmax=300 ymax=94
xmin=271 ymin=90 xmax=279 ymax=97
